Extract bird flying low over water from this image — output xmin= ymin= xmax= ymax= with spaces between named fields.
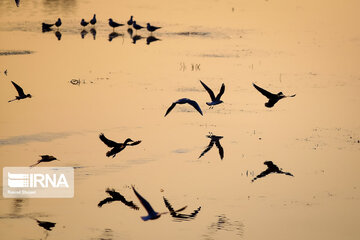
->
xmin=8 ymin=81 xmax=32 ymax=102
xmin=35 ymin=219 xmax=56 ymax=231
xmin=98 ymin=188 xmax=139 ymax=210
xmin=99 ymin=133 xmax=141 ymax=158
xmin=200 ymin=80 xmax=225 ymax=107
xmin=146 ymin=23 xmax=161 ymax=33
xmin=30 ymin=155 xmax=58 ymax=167
xmin=252 ymin=83 xmax=296 ymax=108
xmin=90 ymin=14 xmax=96 ymax=25
xmin=164 ymin=98 xmax=203 ymax=117
xmin=132 ymin=186 xmax=167 ymax=221
xmin=199 ymin=133 xmax=224 ymax=160
xmin=251 ymin=161 xmax=294 ymax=182
xmin=163 ymin=197 xmax=201 ymax=220
xmin=109 ymin=18 xmax=124 ymax=31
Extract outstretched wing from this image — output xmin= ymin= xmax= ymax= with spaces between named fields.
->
xmin=200 ymin=80 xmax=215 ymax=101
xmin=99 ymin=133 xmax=118 ymax=147
xmin=106 ymin=188 xmax=139 ymax=210
xmin=129 ymin=140 xmax=141 ymax=146
xmin=163 ymin=196 xmax=176 ymax=214
xmin=164 ymin=102 xmax=177 ymax=117
xmin=11 ymin=81 xmax=25 ymax=96
xmin=186 ymin=99 xmax=203 ymax=115
xmin=251 ymin=169 xmax=272 ymax=182
xmin=215 ymin=83 xmax=225 ymax=101
xmin=253 ymin=83 xmax=275 ymax=99
xmin=132 ymin=186 xmax=156 ymax=215
xmin=215 ymin=140 xmax=224 ymax=160
xmin=98 ymin=197 xmax=114 ymax=207
xmin=198 ymin=141 xmax=214 ymax=159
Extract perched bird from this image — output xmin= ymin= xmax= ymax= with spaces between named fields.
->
xmin=30 ymin=155 xmax=58 ymax=167
xmin=146 ymin=23 xmax=161 ymax=33
xmin=35 ymin=219 xmax=56 ymax=231
xmin=81 ymin=19 xmax=89 ymax=28
xmin=55 ymin=18 xmax=62 ymax=28
xmin=200 ymin=80 xmax=225 ymax=108
xmin=164 ymin=98 xmax=203 ymax=117
xmin=8 ymin=81 xmax=32 ymax=102
xmin=99 ymin=133 xmax=141 ymax=158
xmin=132 ymin=186 xmax=166 ymax=221
xmin=42 ymin=22 xmax=55 ymax=31
xmin=90 ymin=14 xmax=97 ymax=25
xmin=163 ymin=197 xmax=201 ymax=220
xmin=109 ymin=18 xmax=124 ymax=31
xmin=252 ymin=161 xmax=294 ymax=182
xmin=252 ymin=83 xmax=296 ymax=108
xmin=98 ymin=188 xmax=139 ymax=210
xmin=146 ymin=36 xmax=160 ymax=45
xmin=127 ymin=16 xmax=133 ymax=26
xmin=199 ymin=133 xmax=224 ymax=160
xmin=132 ymin=21 xmax=144 ymax=31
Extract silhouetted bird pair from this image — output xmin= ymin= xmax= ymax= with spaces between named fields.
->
xmin=42 ymin=18 xmax=61 ymax=31
xmin=81 ymin=14 xmax=96 ymax=28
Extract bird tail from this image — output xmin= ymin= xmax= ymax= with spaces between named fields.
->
xmin=141 ymin=215 xmax=152 ymax=221
xmin=8 ymin=98 xmax=17 ymax=102
xmin=30 ymin=162 xmax=39 ymax=168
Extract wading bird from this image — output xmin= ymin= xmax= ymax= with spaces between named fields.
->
xmin=132 ymin=21 xmax=144 ymax=32
xmin=109 ymin=18 xmax=124 ymax=31
xmin=99 ymin=133 xmax=141 ymax=158
xmin=199 ymin=133 xmax=224 ymax=160
xmin=8 ymin=81 xmax=32 ymax=102
xmin=252 ymin=83 xmax=295 ymax=108
xmin=146 ymin=23 xmax=161 ymax=34
xmin=163 ymin=197 xmax=201 ymax=220
xmin=42 ymin=18 xmax=61 ymax=31
xmin=81 ymin=19 xmax=89 ymax=28
xmin=200 ymin=80 xmax=225 ymax=108
xmin=251 ymin=161 xmax=294 ymax=182
xmin=164 ymin=98 xmax=203 ymax=117
xmin=90 ymin=14 xmax=97 ymax=25
xmin=98 ymin=188 xmax=139 ymax=210
xmin=127 ymin=16 xmax=133 ymax=26
xmin=30 ymin=155 xmax=58 ymax=167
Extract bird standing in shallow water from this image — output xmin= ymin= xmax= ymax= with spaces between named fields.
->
xmin=30 ymin=155 xmax=58 ymax=167
xmin=55 ymin=18 xmax=61 ymax=29
xmin=99 ymin=133 xmax=141 ymax=158
xmin=81 ymin=19 xmax=89 ymax=28
xmin=252 ymin=161 xmax=294 ymax=182
xmin=146 ymin=23 xmax=161 ymax=34
xmin=164 ymin=98 xmax=203 ymax=116
xmin=252 ymin=83 xmax=295 ymax=108
xmin=108 ymin=18 xmax=124 ymax=31
xmin=8 ymin=81 xmax=32 ymax=102
xmin=132 ymin=21 xmax=144 ymax=32
xmin=90 ymin=14 xmax=96 ymax=26
xmin=127 ymin=16 xmax=133 ymax=26
xmin=98 ymin=188 xmax=139 ymax=209
xmin=200 ymin=80 xmax=225 ymax=108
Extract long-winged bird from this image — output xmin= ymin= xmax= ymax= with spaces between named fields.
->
xmin=81 ymin=19 xmax=89 ymax=28
xmin=252 ymin=83 xmax=295 ymax=108
xmin=163 ymin=197 xmax=201 ymax=220
xmin=251 ymin=161 xmax=294 ymax=182
xmin=200 ymin=80 xmax=225 ymax=108
xmin=146 ymin=23 xmax=161 ymax=34
xmin=30 ymin=155 xmax=58 ymax=167
xmin=199 ymin=133 xmax=224 ymax=160
xmin=164 ymin=98 xmax=203 ymax=117
xmin=8 ymin=81 xmax=32 ymax=102
xmin=127 ymin=16 xmax=134 ymax=26
xmin=99 ymin=133 xmax=141 ymax=158
xmin=90 ymin=14 xmax=97 ymax=25
xmin=132 ymin=21 xmax=144 ymax=31
xmin=35 ymin=219 xmax=56 ymax=231
xmin=109 ymin=18 xmax=124 ymax=31
xmin=98 ymin=188 xmax=139 ymax=210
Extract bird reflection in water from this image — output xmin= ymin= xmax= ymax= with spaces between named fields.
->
xmin=108 ymin=32 xmax=123 ymax=42
xmin=81 ymin=29 xmax=88 ymax=39
xmin=146 ymin=36 xmax=161 ymax=45
xmin=127 ymin=28 xmax=133 ymax=38
xmin=98 ymin=188 xmax=139 ymax=210
xmin=55 ymin=31 xmax=62 ymax=41
xmin=203 ymin=214 xmax=244 ymax=239
xmin=251 ymin=161 xmax=294 ymax=182
xmin=15 ymin=0 xmax=20 ymax=7
xmin=199 ymin=133 xmax=224 ymax=160
xmin=163 ymin=197 xmax=201 ymax=221
xmin=132 ymin=35 xmax=143 ymax=44
xmin=90 ymin=28 xmax=97 ymax=40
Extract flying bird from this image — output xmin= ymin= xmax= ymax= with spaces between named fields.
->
xmin=109 ymin=18 xmax=124 ymax=31
xmin=163 ymin=197 xmax=201 ymax=220
xmin=252 ymin=83 xmax=296 ymax=108
xmin=30 ymin=155 xmax=58 ymax=167
xmin=164 ymin=98 xmax=203 ymax=117
xmin=251 ymin=161 xmax=294 ymax=182
xmin=8 ymin=81 xmax=32 ymax=102
xmin=127 ymin=16 xmax=133 ymax=26
xmin=200 ymin=80 xmax=225 ymax=108
xmin=35 ymin=219 xmax=56 ymax=231
xmin=146 ymin=23 xmax=161 ymax=33
xmin=81 ymin=19 xmax=89 ymax=28
xmin=132 ymin=186 xmax=166 ymax=221
xmin=90 ymin=14 xmax=97 ymax=25
xmin=99 ymin=133 xmax=141 ymax=158
xmin=132 ymin=21 xmax=144 ymax=31
xmin=98 ymin=188 xmax=139 ymax=210
xmin=199 ymin=133 xmax=224 ymax=160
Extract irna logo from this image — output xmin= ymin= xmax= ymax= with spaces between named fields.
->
xmin=8 ymin=172 xmax=69 ymax=188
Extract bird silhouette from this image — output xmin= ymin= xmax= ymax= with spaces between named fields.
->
xmin=35 ymin=219 xmax=56 ymax=231
xmin=15 ymin=0 xmax=20 ymax=7
xmin=127 ymin=28 xmax=133 ymax=38
xmin=163 ymin=197 xmax=201 ymax=220
xmin=146 ymin=23 xmax=161 ymax=34
xmin=132 ymin=35 xmax=143 ymax=44
xmin=251 ymin=161 xmax=294 ymax=182
xmin=132 ymin=186 xmax=167 ymax=221
xmin=108 ymin=32 xmax=123 ymax=42
xmin=98 ymin=188 xmax=139 ymax=210
xmin=164 ymin=98 xmax=203 ymax=117
xmin=54 ymin=18 xmax=61 ymax=29
xmin=252 ymin=83 xmax=296 ymax=108
xmin=8 ymin=81 xmax=32 ymax=102
xmin=90 ymin=14 xmax=97 ymax=25
xmin=200 ymin=80 xmax=225 ymax=108
xmin=132 ymin=21 xmax=144 ymax=31
xmin=81 ymin=19 xmax=89 ymax=28
xmin=55 ymin=31 xmax=62 ymax=40
xmin=199 ymin=133 xmax=224 ymax=160
xmin=146 ymin=36 xmax=161 ymax=45
xmin=109 ymin=18 xmax=124 ymax=31
xmin=127 ymin=16 xmax=133 ymax=26
xmin=99 ymin=133 xmax=141 ymax=158
xmin=30 ymin=155 xmax=58 ymax=167
xmin=90 ymin=28 xmax=97 ymax=40
xmin=81 ymin=29 xmax=88 ymax=39
xmin=42 ymin=18 xmax=61 ymax=31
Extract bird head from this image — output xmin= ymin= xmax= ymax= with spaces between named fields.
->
xmin=27 ymin=94 xmax=32 ymax=98
xmin=124 ymin=138 xmax=134 ymax=144
xmin=109 ymin=18 xmax=113 ymax=23
xmin=264 ymin=161 xmax=273 ymax=166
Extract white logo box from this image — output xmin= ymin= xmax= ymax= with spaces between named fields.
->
xmin=3 ymin=167 xmax=74 ymax=198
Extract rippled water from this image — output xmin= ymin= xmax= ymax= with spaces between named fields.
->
xmin=0 ymin=0 xmax=360 ymax=239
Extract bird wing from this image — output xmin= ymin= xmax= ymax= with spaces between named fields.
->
xmin=99 ymin=133 xmax=119 ymax=147
xmin=253 ymin=83 xmax=275 ymax=99
xmin=98 ymin=197 xmax=114 ymax=207
xmin=215 ymin=83 xmax=225 ymax=101
xmin=200 ymin=80 xmax=215 ymax=101
xmin=106 ymin=147 xmax=123 ymax=158
xmin=106 ymin=188 xmax=139 ymax=210
xmin=129 ymin=140 xmax=141 ymax=146
xmin=163 ymin=196 xmax=176 ymax=214
xmin=198 ymin=141 xmax=214 ymax=159
xmin=251 ymin=169 xmax=272 ymax=182
xmin=187 ymin=99 xmax=203 ymax=115
xmin=164 ymin=102 xmax=177 ymax=117
xmin=215 ymin=140 xmax=224 ymax=159
xmin=132 ymin=186 xmax=157 ymax=215
xmin=11 ymin=81 xmax=25 ymax=97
